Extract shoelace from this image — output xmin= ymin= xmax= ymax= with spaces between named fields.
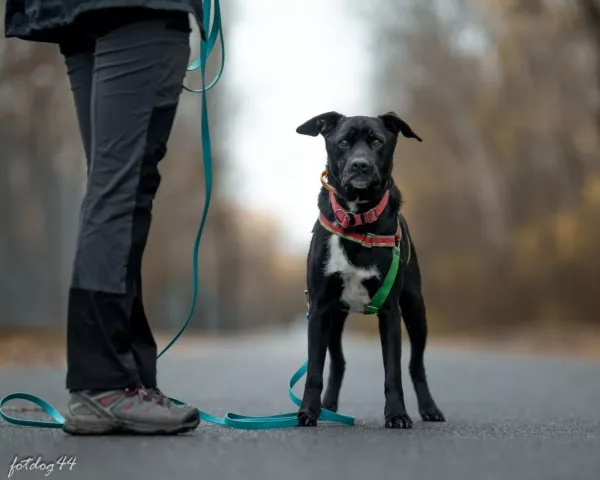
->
xmin=123 ymin=387 xmax=170 ymax=406
xmin=124 ymin=387 xmax=149 ymax=401
xmin=144 ymin=387 xmax=171 ymax=407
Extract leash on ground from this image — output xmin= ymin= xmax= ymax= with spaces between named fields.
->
xmin=0 ymin=0 xmax=354 ymax=431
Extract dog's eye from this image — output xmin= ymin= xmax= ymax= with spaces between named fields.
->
xmin=338 ymin=140 xmax=350 ymax=148
xmin=372 ymin=139 xmax=382 ymax=148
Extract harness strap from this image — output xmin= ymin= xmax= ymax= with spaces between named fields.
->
xmin=317 ymin=211 xmax=406 ymax=316
xmin=319 ymin=213 xmax=400 ymax=248
xmin=400 ymin=215 xmax=412 ymax=265
xmin=364 ymin=245 xmax=400 ymax=315
xmin=363 ymin=216 xmax=407 ymax=315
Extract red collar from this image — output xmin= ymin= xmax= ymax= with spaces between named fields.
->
xmin=329 ymin=190 xmax=390 ymax=229
xmin=319 ymin=213 xmax=401 ymax=248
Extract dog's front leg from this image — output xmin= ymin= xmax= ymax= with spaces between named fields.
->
xmin=322 ymin=311 xmax=348 ymax=413
xmin=378 ymin=303 xmax=413 ymax=429
xmin=298 ymin=303 xmax=332 ymax=427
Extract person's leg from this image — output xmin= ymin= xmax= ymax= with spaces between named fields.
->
xmin=60 ymin=13 xmax=198 ymax=435
xmin=65 ymin=14 xmax=191 ymax=392
xmin=62 ymin=36 xmax=150 ymax=392
xmin=61 ymin=37 xmax=142 ymax=391
xmin=60 ymin=12 xmax=183 ymax=392
xmin=118 ymin=13 xmax=193 ymax=389
xmin=61 ymin=40 xmax=94 ymax=168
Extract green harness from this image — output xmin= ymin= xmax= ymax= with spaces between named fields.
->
xmin=364 ymin=245 xmax=401 ymax=315
xmin=311 ymin=213 xmax=411 ymax=316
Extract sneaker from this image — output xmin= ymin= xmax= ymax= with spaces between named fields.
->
xmin=62 ymin=387 xmax=200 ymax=435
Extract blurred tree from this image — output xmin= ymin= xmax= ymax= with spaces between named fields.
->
xmin=367 ymin=0 xmax=600 ymax=331
xmin=578 ymin=0 xmax=600 ymax=128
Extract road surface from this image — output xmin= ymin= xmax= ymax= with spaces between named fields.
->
xmin=1 ymin=329 xmax=599 ymax=480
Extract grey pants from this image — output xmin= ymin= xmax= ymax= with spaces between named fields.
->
xmin=62 ymin=10 xmax=191 ymax=390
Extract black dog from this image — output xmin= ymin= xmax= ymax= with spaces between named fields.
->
xmin=296 ymin=111 xmax=445 ymax=429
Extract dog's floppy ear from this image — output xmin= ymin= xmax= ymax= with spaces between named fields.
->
xmin=379 ymin=112 xmax=422 ymax=142
xmin=296 ymin=111 xmax=344 ymax=137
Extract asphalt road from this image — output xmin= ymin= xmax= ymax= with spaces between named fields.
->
xmin=1 ymin=328 xmax=599 ymax=480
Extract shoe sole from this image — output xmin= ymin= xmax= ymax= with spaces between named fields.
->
xmin=62 ymin=416 xmax=200 ymax=436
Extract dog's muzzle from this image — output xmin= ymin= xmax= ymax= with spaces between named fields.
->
xmin=343 ymin=158 xmax=378 ymax=189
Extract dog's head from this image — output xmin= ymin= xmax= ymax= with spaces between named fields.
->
xmin=296 ymin=111 xmax=421 ymax=200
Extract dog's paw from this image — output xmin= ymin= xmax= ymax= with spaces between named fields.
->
xmin=419 ymin=405 xmax=445 ymax=422
xmin=385 ymin=413 xmax=413 ymax=429
xmin=297 ymin=411 xmax=318 ymax=427
xmin=322 ymin=400 xmax=338 ymax=413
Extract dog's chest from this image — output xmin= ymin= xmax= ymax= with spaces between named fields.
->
xmin=324 ymin=235 xmax=380 ymax=312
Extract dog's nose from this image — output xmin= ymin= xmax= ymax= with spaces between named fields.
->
xmin=350 ymin=158 xmax=372 ymax=175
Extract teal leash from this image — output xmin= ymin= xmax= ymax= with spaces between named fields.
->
xmin=0 ymin=0 xmax=354 ymax=430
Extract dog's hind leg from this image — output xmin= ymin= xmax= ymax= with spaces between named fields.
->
xmin=322 ymin=311 xmax=347 ymax=412
xmin=400 ymin=245 xmax=445 ymax=422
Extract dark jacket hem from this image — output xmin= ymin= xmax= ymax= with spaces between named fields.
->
xmin=4 ymin=1 xmax=204 ymax=44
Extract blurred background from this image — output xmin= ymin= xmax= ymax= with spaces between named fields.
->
xmin=1 ymin=0 xmax=599 ymax=363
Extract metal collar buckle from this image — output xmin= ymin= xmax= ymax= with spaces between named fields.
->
xmin=361 ymin=233 xmax=375 ymax=248
xmin=364 ymin=208 xmax=378 ymax=224
xmin=334 ymin=209 xmax=351 ymax=229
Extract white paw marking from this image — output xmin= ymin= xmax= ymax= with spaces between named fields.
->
xmin=324 ymin=235 xmax=380 ymax=313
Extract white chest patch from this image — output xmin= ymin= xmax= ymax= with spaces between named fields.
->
xmin=324 ymin=235 xmax=380 ymax=313
xmin=346 ymin=202 xmax=359 ymax=213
